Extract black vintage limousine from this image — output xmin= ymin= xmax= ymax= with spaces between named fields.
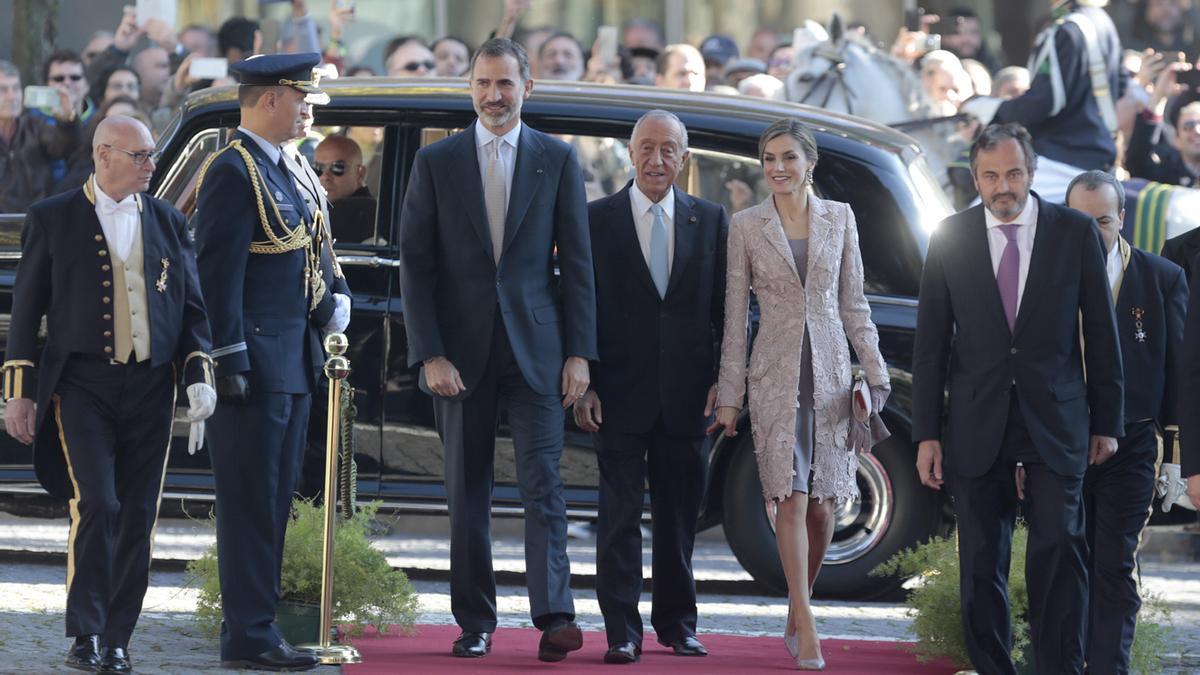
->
xmin=0 ymin=78 xmax=957 ymax=599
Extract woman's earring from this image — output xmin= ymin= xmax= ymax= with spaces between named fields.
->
xmin=805 ymin=170 xmax=814 ymax=185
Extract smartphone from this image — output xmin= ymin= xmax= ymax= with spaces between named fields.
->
xmin=136 ymin=0 xmax=175 ymax=28
xmin=1177 ymin=67 xmax=1200 ymax=89
xmin=23 ymin=85 xmax=60 ymax=110
xmin=189 ymin=57 xmax=229 ymax=80
xmin=596 ymin=25 xmax=618 ymax=64
xmin=904 ymin=8 xmax=925 ymax=32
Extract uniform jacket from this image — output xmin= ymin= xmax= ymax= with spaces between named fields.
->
xmin=716 ymin=196 xmax=889 ymax=503
xmin=398 ymin=122 xmax=597 ymax=397
xmin=588 ymin=183 xmax=729 ymax=437
xmin=192 ymin=130 xmax=340 ymax=394
xmin=1181 ymin=260 xmax=1200 ymax=477
xmin=2 ymin=183 xmax=211 ymax=497
xmin=994 ymin=5 xmax=1125 ymax=170
xmin=912 ymin=195 xmax=1125 ymax=478
xmin=1160 ymin=227 xmax=1200 ymax=282
xmin=1125 ymin=114 xmax=1198 ymax=188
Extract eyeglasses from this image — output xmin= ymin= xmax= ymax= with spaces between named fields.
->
xmin=1182 ymin=120 xmax=1200 ymax=133
xmin=102 ymin=144 xmax=160 ymax=166
xmin=313 ymin=160 xmax=347 ymax=177
xmin=402 ymin=60 xmax=435 ymax=72
xmin=49 ymin=74 xmax=85 ymax=83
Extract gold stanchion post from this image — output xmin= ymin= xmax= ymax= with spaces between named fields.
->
xmin=297 ymin=332 xmax=362 ymax=664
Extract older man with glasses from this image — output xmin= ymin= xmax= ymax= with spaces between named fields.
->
xmin=3 ymin=114 xmax=214 ymax=674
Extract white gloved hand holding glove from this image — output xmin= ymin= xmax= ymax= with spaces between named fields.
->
xmin=324 ymin=293 xmax=351 ymax=335
xmin=1156 ymin=463 xmax=1195 ymax=512
xmin=186 ymin=382 xmax=217 ymax=455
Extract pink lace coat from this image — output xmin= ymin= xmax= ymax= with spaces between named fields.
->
xmin=716 ymin=195 xmax=889 ymax=503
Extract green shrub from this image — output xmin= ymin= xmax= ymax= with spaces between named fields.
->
xmin=188 ymin=499 xmax=420 ymax=638
xmin=872 ymin=524 xmax=1173 ymax=672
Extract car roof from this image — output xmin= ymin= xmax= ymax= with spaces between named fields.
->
xmin=180 ymin=77 xmax=924 ymax=161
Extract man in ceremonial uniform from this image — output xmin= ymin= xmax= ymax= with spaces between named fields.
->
xmin=1064 ymin=171 xmax=1187 ymax=674
xmin=2 ymin=115 xmax=215 ymax=674
xmin=191 ymin=53 xmax=348 ymax=671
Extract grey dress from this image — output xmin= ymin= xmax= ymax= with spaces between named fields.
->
xmin=789 ymin=238 xmax=816 ymax=493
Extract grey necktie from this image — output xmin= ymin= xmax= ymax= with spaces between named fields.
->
xmin=483 ymin=138 xmax=507 ymax=263
xmin=649 ymin=203 xmax=669 ymax=298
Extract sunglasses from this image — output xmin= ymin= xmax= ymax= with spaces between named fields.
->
xmin=313 ymin=160 xmax=347 ymax=177
xmin=402 ymin=60 xmax=435 ymax=72
xmin=103 ymin=144 xmax=160 ymax=166
xmin=50 ymin=74 xmax=85 ymax=83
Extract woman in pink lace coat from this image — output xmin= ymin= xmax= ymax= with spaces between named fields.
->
xmin=709 ymin=119 xmax=890 ymax=670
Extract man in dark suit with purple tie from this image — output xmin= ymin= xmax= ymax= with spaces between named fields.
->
xmin=573 ymin=110 xmax=728 ymax=664
xmin=912 ymin=123 xmax=1124 ymax=675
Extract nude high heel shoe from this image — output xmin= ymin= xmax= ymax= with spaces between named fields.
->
xmin=784 ymin=631 xmax=799 ymax=659
xmin=795 ymin=655 xmax=826 ymax=670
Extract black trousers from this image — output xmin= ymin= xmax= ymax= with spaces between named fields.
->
xmin=53 ymin=356 xmax=175 ymax=647
xmin=948 ymin=389 xmax=1088 ymax=675
xmin=207 ymin=390 xmax=311 ymax=660
xmin=432 ymin=318 xmax=573 ymax=632
xmin=594 ymin=419 xmax=706 ymax=647
xmin=1084 ymin=420 xmax=1159 ymax=675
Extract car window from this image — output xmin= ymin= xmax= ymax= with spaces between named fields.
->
xmin=157 ymin=124 xmax=389 ymax=248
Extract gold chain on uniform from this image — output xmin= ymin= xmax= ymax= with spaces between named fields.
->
xmin=195 ymin=140 xmax=326 ymax=310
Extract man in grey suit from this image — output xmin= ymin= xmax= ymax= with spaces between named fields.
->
xmin=397 ymin=38 xmax=597 ymax=663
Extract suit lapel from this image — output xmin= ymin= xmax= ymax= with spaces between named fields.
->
xmin=609 ymin=186 xmax=661 ymax=298
xmin=501 ymin=126 xmax=545 ymax=257
xmin=805 ymin=198 xmax=835 ymax=289
xmin=1012 ymin=197 xmax=1054 ymax=339
xmin=964 ymin=206 xmax=1013 ymax=337
xmin=452 ymin=126 xmax=495 ymax=261
xmin=139 ymin=198 xmax=165 ymax=299
xmin=1114 ymin=244 xmax=1137 ymax=322
xmin=664 ymin=189 xmax=697 ymax=298
xmin=238 ymin=132 xmax=303 ymax=214
xmin=757 ymin=197 xmax=800 ymax=281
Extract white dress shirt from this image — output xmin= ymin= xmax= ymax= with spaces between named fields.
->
xmin=629 ymin=182 xmax=675 ymax=272
xmin=1106 ymin=239 xmax=1124 ymax=294
xmin=92 ymin=176 xmax=140 ymax=262
xmin=475 ymin=119 xmax=521 ymax=205
xmin=984 ymin=197 xmax=1039 ymax=312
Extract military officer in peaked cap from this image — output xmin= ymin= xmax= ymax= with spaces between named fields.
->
xmin=191 ymin=52 xmax=347 ymax=671
xmin=3 ymin=115 xmax=215 ymax=674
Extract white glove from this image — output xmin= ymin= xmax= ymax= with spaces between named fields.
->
xmin=324 ymin=292 xmax=351 ymax=334
xmin=1157 ymin=463 xmax=1195 ymax=512
xmin=186 ymin=383 xmax=217 ymax=455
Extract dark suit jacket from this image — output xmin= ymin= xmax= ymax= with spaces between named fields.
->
xmin=588 ymin=183 xmax=729 ymax=437
xmin=1112 ymin=244 xmax=1187 ymax=428
xmin=398 ymin=122 xmax=597 ymax=397
xmin=912 ymin=195 xmax=1124 ymax=477
xmin=1182 ymin=258 xmax=1200 ymax=477
xmin=193 ymin=130 xmax=339 ymax=394
xmin=4 ymin=187 xmax=211 ymax=497
xmin=1160 ymin=227 xmax=1200 ymax=283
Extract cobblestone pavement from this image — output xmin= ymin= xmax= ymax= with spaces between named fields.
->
xmin=1 ymin=512 xmax=1197 ymax=672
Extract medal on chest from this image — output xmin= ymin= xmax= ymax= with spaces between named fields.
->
xmin=1131 ymin=307 xmax=1146 ymax=343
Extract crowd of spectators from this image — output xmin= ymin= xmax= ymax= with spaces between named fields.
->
xmin=1 ymin=0 xmax=1198 ymax=215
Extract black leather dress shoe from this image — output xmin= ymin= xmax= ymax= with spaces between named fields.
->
xmin=538 ymin=621 xmax=583 ymax=662
xmin=660 ymin=635 xmax=708 ymax=656
xmin=220 ymin=643 xmax=319 ymax=671
xmin=65 ymin=634 xmax=101 ymax=671
xmin=604 ymin=642 xmax=641 ymax=664
xmin=98 ymin=646 xmax=131 ymax=674
xmin=451 ymin=632 xmax=492 ymax=658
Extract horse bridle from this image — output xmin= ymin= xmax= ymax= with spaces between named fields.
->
xmin=796 ymin=44 xmax=857 ymax=114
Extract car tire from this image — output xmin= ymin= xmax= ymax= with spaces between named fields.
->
xmin=722 ymin=430 xmax=945 ymax=599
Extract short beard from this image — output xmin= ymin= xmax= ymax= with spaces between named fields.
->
xmin=479 ymin=107 xmax=516 ymax=129
xmin=985 ymin=192 xmax=1027 ymax=221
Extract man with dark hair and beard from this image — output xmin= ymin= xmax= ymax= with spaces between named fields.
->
xmin=913 ymin=122 xmax=1123 ymax=675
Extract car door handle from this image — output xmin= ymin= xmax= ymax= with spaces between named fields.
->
xmin=336 ymin=254 xmax=401 ymax=268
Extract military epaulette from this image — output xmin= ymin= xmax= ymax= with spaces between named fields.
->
xmin=2 ymin=360 xmax=34 ymax=401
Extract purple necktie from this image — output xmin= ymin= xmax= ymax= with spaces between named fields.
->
xmin=997 ymin=223 xmax=1021 ymax=331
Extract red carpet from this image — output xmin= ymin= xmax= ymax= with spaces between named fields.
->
xmin=346 ymin=624 xmax=959 ymax=674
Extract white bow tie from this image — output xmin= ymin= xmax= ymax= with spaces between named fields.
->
xmin=99 ymin=199 xmax=138 ymax=216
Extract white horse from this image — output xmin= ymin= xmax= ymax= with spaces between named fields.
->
xmin=785 ymin=15 xmax=962 ymax=191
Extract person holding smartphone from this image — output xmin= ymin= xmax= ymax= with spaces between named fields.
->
xmin=0 ymin=60 xmax=81 ymax=213
xmin=1125 ymin=57 xmax=1200 ymax=189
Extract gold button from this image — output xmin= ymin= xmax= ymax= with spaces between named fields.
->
xmin=98 ymin=250 xmax=107 ymax=257
xmin=103 ymin=331 xmax=112 ymax=337
xmin=102 ymin=281 xmax=111 ymax=288
xmin=102 ymin=296 xmax=111 ymax=304
xmin=103 ymin=314 xmax=112 ymax=321
xmin=94 ymin=234 xmax=103 ymax=242
xmin=102 ymin=264 xmax=111 ymax=271
xmin=103 ymin=346 xmax=113 ymax=353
